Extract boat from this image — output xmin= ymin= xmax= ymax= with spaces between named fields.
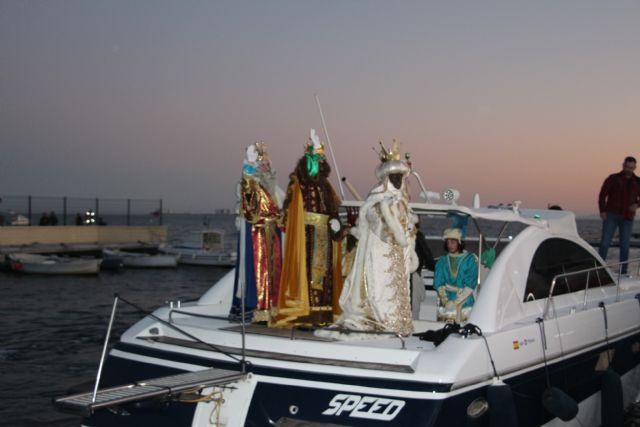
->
xmin=11 ymin=214 xmax=30 ymax=225
xmin=160 ymin=228 xmax=237 ymax=267
xmin=161 ymin=244 xmax=237 ymax=267
xmin=54 ymin=194 xmax=640 ymax=426
xmin=9 ymin=253 xmax=101 ymax=275
xmin=102 ymin=248 xmax=178 ymax=268
xmin=0 ymin=211 xmax=30 ymax=225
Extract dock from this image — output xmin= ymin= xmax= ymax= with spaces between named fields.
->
xmin=0 ymin=225 xmax=167 ymax=259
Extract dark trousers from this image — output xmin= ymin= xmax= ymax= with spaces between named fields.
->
xmin=599 ymin=213 xmax=633 ymax=274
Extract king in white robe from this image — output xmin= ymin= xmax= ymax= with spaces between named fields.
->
xmin=331 ymin=143 xmax=419 ymax=337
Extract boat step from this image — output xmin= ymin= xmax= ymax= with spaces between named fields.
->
xmin=54 ymin=367 xmax=245 ymax=417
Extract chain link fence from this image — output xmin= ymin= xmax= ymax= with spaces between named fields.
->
xmin=0 ymin=195 xmax=162 ymax=226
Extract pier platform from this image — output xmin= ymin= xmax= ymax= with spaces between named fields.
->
xmin=0 ymin=226 xmax=167 ymax=257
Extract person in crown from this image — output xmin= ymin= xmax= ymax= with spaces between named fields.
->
xmin=324 ymin=141 xmax=419 ymax=337
xmin=272 ymin=129 xmax=342 ymax=326
xmin=434 ymin=227 xmax=478 ymax=323
xmin=231 ymin=142 xmax=283 ymax=323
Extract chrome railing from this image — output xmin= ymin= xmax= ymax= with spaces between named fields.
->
xmin=542 ymin=257 xmax=640 ymax=319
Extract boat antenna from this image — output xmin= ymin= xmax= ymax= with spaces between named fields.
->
xmin=314 ymin=94 xmax=346 ymax=200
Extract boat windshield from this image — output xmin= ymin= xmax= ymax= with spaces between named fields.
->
xmin=414 ymin=212 xmax=527 ymax=262
xmin=337 ymin=204 xmax=527 ymax=264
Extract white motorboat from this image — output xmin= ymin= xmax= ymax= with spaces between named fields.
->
xmin=55 ymin=202 xmax=640 ymax=426
xmin=11 ymin=214 xmax=30 ymax=225
xmin=161 ymin=228 xmax=237 ymax=267
xmin=0 ymin=212 xmax=30 ymax=225
xmin=102 ymin=248 xmax=178 ymax=268
xmin=162 ymin=245 xmax=237 ymax=267
xmin=9 ymin=253 xmax=101 ymax=275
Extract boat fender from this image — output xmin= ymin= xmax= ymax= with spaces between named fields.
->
xmin=601 ymin=368 xmax=623 ymax=427
xmin=541 ymin=387 xmax=578 ymax=421
xmin=486 ymin=379 xmax=518 ymax=427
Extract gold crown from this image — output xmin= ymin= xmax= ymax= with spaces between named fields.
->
xmin=377 ymin=140 xmax=401 ymax=162
xmin=305 ymin=140 xmax=325 ymax=156
xmin=255 ymin=141 xmax=268 ymax=161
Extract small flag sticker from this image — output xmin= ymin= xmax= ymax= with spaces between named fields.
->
xmin=513 ymin=340 xmax=520 ymax=350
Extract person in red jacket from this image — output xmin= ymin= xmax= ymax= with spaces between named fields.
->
xmin=598 ymin=156 xmax=640 ymax=273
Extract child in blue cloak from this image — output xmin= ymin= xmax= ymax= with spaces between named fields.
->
xmin=434 ymin=227 xmax=478 ymax=322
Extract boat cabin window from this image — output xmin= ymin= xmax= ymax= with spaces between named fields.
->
xmin=524 ymin=238 xmax=614 ymax=301
xmin=416 ymin=217 xmax=526 ymax=261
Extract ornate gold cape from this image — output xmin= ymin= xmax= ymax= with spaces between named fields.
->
xmin=271 ymin=177 xmax=309 ymax=325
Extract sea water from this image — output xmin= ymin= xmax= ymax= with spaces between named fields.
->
xmin=0 ymin=214 xmax=235 ymax=426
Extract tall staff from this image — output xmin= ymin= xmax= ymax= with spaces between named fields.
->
xmin=314 ymin=94 xmax=346 ymax=200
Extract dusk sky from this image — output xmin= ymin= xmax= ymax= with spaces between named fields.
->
xmin=2 ymin=1 xmax=639 ymax=215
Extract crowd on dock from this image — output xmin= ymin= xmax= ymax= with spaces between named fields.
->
xmin=35 ymin=210 xmax=105 ymax=226
xmin=38 ymin=211 xmax=59 ymax=225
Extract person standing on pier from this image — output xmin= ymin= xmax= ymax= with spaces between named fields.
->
xmin=598 ymin=156 xmax=640 ymax=274
xmin=49 ymin=211 xmax=58 ymax=226
xmin=273 ymin=129 xmax=342 ymax=326
xmin=39 ymin=212 xmax=50 ymax=226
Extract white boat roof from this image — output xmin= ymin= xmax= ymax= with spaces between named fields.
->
xmin=342 ymin=199 xmax=579 ymax=237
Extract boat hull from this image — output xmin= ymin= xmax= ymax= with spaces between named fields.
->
xmin=166 ymin=250 xmax=236 ymax=266
xmin=9 ymin=253 xmax=100 ymax=275
xmin=15 ymin=260 xmax=100 ymax=275
xmin=175 ymin=253 xmax=235 ymax=267
xmin=122 ymin=255 xmax=178 ymax=268
xmin=121 ymin=255 xmax=177 ymax=268
xmin=159 ymin=245 xmax=236 ymax=267
xmin=102 ymin=249 xmax=178 ymax=268
xmin=81 ymin=331 xmax=640 ymax=427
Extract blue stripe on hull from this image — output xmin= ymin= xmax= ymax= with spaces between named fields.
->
xmin=83 ymin=332 xmax=640 ymax=426
xmin=109 ymin=341 xmax=454 ymax=392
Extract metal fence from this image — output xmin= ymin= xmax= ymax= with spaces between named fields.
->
xmin=0 ymin=195 xmax=163 ymax=226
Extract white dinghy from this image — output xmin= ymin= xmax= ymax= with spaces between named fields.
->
xmin=102 ymin=249 xmax=178 ymax=268
xmin=9 ymin=253 xmax=101 ymax=275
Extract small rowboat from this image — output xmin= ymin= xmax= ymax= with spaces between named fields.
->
xmin=9 ymin=253 xmax=101 ymax=275
xmin=102 ymin=249 xmax=178 ymax=268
